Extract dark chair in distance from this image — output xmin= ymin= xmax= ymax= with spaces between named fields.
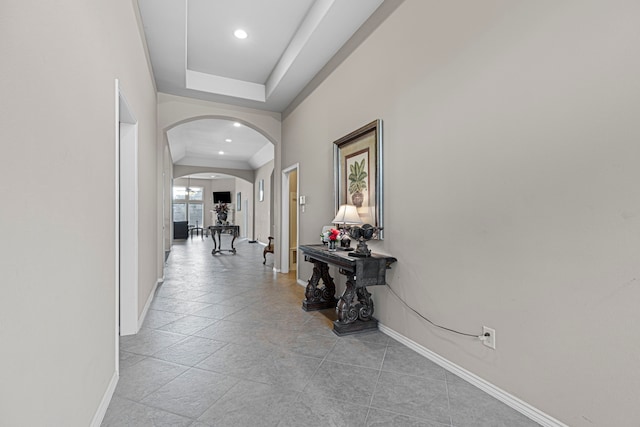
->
xmin=189 ymin=220 xmax=204 ymax=239
xmin=173 ymin=221 xmax=189 ymax=239
xmin=263 ymin=236 xmax=274 ymax=264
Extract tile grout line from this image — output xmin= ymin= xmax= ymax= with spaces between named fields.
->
xmin=298 ymin=331 xmax=341 ymax=397
xmin=444 ymin=377 xmax=454 ymax=426
xmin=364 ymin=343 xmax=389 ymax=423
xmin=112 ymin=394 xmax=200 ymax=422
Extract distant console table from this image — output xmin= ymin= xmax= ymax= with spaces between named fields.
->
xmin=299 ymin=244 xmax=397 ymax=336
xmin=208 ymin=225 xmax=240 ymax=255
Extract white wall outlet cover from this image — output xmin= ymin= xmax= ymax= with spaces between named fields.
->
xmin=483 ymin=326 xmax=496 ymax=349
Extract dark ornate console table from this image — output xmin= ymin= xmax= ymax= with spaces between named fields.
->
xmin=299 ymin=244 xmax=397 ymax=336
xmin=208 ymin=225 xmax=240 ymax=254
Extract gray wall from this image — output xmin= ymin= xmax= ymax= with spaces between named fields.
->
xmin=235 ymin=177 xmax=254 ymax=239
xmin=254 ymin=160 xmax=274 ymax=244
xmin=282 ymin=1 xmax=640 ymax=425
xmin=0 ymin=0 xmax=158 ymax=425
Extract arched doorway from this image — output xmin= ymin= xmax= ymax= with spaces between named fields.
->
xmin=162 ymin=116 xmax=275 ymax=259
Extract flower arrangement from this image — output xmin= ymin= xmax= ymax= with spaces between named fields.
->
xmin=214 ymin=202 xmax=229 ymax=213
xmin=321 ymin=228 xmax=342 ymax=243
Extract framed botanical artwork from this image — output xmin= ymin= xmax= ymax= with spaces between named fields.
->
xmin=333 ymin=119 xmax=383 ymax=238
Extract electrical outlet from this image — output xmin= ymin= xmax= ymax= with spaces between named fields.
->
xmin=482 ymin=326 xmax=496 ymax=349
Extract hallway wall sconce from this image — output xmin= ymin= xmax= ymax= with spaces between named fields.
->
xmin=258 ymin=179 xmax=264 ymax=202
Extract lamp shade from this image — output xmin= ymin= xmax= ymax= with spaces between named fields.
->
xmin=332 ymin=204 xmax=362 ymax=225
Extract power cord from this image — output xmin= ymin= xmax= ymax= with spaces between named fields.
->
xmin=385 ymin=282 xmax=485 ymax=340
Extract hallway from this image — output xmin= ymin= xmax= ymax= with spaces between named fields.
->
xmin=102 ymin=237 xmax=539 ymax=426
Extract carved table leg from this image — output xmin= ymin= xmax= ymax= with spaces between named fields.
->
xmin=211 ymin=231 xmax=219 ymax=254
xmin=335 ymin=273 xmax=358 ymax=324
xmin=333 ymin=274 xmax=378 ymax=336
xmin=356 ymin=286 xmax=374 ymax=321
xmin=230 ymin=232 xmax=237 ymax=254
xmin=302 ymin=259 xmax=337 ymax=311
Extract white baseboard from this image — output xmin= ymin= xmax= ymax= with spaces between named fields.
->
xmin=297 ymin=279 xmax=307 ymax=287
xmin=89 ymin=371 xmax=118 ymax=427
xmin=138 ymin=277 xmax=162 ymax=331
xmin=378 ymin=323 xmax=568 ymax=427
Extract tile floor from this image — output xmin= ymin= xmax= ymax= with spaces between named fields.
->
xmin=102 ymin=236 xmax=540 ymax=427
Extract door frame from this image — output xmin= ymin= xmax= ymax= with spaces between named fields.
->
xmin=281 ymin=163 xmax=299 ymax=276
xmin=115 ymin=80 xmax=139 ymax=352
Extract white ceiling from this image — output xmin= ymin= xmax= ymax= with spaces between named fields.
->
xmin=179 ymin=173 xmax=235 ymax=181
xmin=137 ymin=0 xmax=389 ymax=171
xmin=167 ymin=119 xmax=273 ymax=170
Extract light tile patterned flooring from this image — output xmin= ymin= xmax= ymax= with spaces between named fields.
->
xmin=102 ymin=236 xmax=540 ymax=427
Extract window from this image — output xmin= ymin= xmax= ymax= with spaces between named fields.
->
xmin=173 ymin=185 xmax=203 ymax=226
xmin=172 ymin=203 xmax=187 ymax=221
xmin=188 ymin=203 xmax=203 ymax=226
xmin=173 ymin=187 xmax=186 ymax=200
xmin=188 ymin=187 xmax=203 ymax=201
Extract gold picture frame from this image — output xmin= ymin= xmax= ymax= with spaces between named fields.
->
xmin=333 ymin=119 xmax=383 ymax=238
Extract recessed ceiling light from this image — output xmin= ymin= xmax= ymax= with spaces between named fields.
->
xmin=218 ymin=151 xmax=224 ymax=155
xmin=234 ymin=29 xmax=247 ymax=39
xmin=233 ymin=122 xmax=241 ymax=127
xmin=225 ymin=138 xmax=232 ymax=142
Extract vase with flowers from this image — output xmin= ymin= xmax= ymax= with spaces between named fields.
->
xmin=321 ymin=228 xmax=341 ymax=251
xmin=214 ymin=202 xmax=229 ymax=224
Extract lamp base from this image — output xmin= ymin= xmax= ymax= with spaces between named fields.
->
xmin=350 ymin=239 xmax=371 ymax=257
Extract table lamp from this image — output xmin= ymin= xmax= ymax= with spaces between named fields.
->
xmin=333 ymin=205 xmax=383 ymax=257
xmin=332 ymin=204 xmax=362 ymax=249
